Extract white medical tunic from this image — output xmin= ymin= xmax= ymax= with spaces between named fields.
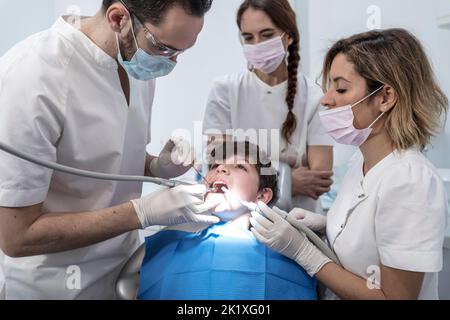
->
xmin=203 ymin=70 xmax=333 ymax=211
xmin=0 ymin=17 xmax=155 ymax=299
xmin=326 ymin=149 xmax=448 ymax=300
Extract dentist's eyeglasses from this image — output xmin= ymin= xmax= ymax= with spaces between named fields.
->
xmin=133 ymin=17 xmax=185 ymax=58
xmin=119 ymin=0 xmax=185 ymax=58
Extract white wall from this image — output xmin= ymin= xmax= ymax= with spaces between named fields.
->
xmin=0 ymin=0 xmax=101 ymax=55
xmin=295 ymin=0 xmax=450 ymax=168
xmin=433 ymin=0 xmax=450 ymax=169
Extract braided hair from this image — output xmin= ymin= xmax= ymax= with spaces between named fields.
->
xmin=237 ymin=0 xmax=301 ymax=144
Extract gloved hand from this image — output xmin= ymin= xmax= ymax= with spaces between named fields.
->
xmin=131 ymin=184 xmax=221 ymax=229
xmin=289 ymin=208 xmax=327 ymax=233
xmin=250 ymin=202 xmax=332 ymax=277
xmin=149 ymin=138 xmax=195 ymax=179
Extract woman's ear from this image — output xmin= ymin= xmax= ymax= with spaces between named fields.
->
xmin=286 ymin=34 xmax=294 ymax=47
xmin=379 ymin=85 xmax=397 ymax=113
xmin=256 ymin=188 xmax=274 ymax=205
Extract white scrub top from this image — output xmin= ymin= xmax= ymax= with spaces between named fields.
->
xmin=0 ymin=17 xmax=155 ymax=299
xmin=326 ymin=149 xmax=448 ymax=300
xmin=203 ymin=70 xmax=333 ymax=211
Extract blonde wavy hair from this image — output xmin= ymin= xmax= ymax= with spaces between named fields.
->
xmin=322 ymin=28 xmax=448 ymax=151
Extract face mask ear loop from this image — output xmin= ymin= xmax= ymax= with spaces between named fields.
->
xmin=115 ymin=32 xmax=120 ymax=55
xmin=351 ymin=86 xmax=385 ymax=109
xmin=368 ymin=111 xmax=386 ymax=129
xmin=129 ymin=16 xmax=140 ymax=51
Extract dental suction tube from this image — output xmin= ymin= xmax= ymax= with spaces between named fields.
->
xmin=0 ymin=142 xmax=192 ymax=188
xmin=285 ymin=215 xmax=341 ymax=266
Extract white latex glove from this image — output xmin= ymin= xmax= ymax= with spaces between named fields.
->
xmin=250 ymin=202 xmax=332 ymax=277
xmin=150 ymin=138 xmax=195 ymax=179
xmin=131 ymin=184 xmax=220 ymax=229
xmin=289 ymin=208 xmax=327 ymax=233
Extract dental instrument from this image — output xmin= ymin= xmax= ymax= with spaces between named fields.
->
xmin=192 ymin=164 xmax=210 ymax=186
xmin=0 ymin=141 xmax=196 ymax=188
xmin=221 ymin=187 xmax=341 ymax=266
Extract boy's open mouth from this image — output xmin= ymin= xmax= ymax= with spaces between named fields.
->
xmin=209 ymin=181 xmax=228 ymax=194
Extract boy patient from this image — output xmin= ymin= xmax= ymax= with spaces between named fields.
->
xmin=137 ymin=141 xmax=317 ymax=300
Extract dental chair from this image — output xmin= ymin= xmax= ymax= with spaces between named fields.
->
xmin=115 ymin=162 xmax=293 ymax=300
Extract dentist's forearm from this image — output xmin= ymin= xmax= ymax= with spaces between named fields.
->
xmin=315 ymin=263 xmax=386 ymax=300
xmin=0 ymin=202 xmax=141 ymax=258
xmin=315 ymin=262 xmax=424 ymax=300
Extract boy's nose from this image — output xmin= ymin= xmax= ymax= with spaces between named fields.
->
xmin=216 ymin=164 xmax=230 ymax=175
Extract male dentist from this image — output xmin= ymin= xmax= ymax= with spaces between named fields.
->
xmin=0 ymin=0 xmax=218 ymax=299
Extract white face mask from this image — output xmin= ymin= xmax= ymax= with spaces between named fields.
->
xmin=243 ymin=33 xmax=286 ymax=74
xmin=319 ymin=86 xmax=385 ymax=147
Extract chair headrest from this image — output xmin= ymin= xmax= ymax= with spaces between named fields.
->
xmin=271 ymin=161 xmax=292 ymax=212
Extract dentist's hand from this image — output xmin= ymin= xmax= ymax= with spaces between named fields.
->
xmin=250 ymin=202 xmax=332 ymax=277
xmin=289 ymin=208 xmax=327 ymax=232
xmin=131 ymin=184 xmax=220 ymax=229
xmin=150 ymin=138 xmax=195 ymax=179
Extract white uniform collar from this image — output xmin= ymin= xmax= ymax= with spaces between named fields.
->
xmin=52 ymin=16 xmax=118 ymax=70
xmin=249 ymin=70 xmax=288 ymax=94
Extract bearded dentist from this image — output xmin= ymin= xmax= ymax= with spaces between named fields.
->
xmin=0 ymin=0 xmax=219 ymax=299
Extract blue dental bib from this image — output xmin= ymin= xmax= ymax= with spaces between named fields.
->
xmin=138 ymin=222 xmax=317 ymax=300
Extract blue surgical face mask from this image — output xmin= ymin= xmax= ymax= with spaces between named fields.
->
xmin=116 ymin=22 xmax=177 ymax=81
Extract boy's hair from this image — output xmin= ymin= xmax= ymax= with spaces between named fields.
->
xmin=102 ymin=0 xmax=213 ymax=25
xmin=208 ymin=141 xmax=278 ymax=204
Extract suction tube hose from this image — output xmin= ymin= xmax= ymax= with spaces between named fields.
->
xmin=0 ymin=142 xmax=192 ymax=188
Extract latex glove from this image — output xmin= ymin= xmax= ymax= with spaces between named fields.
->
xmin=289 ymin=208 xmax=327 ymax=233
xmin=150 ymin=138 xmax=195 ymax=179
xmin=250 ymin=202 xmax=332 ymax=277
xmin=292 ymin=167 xmax=333 ymax=200
xmin=131 ymin=184 xmax=220 ymax=229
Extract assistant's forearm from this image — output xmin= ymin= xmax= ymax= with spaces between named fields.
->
xmin=18 ymin=202 xmax=140 ymax=257
xmin=307 ymin=146 xmax=333 ymax=171
xmin=316 ymin=262 xmax=386 ymax=300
